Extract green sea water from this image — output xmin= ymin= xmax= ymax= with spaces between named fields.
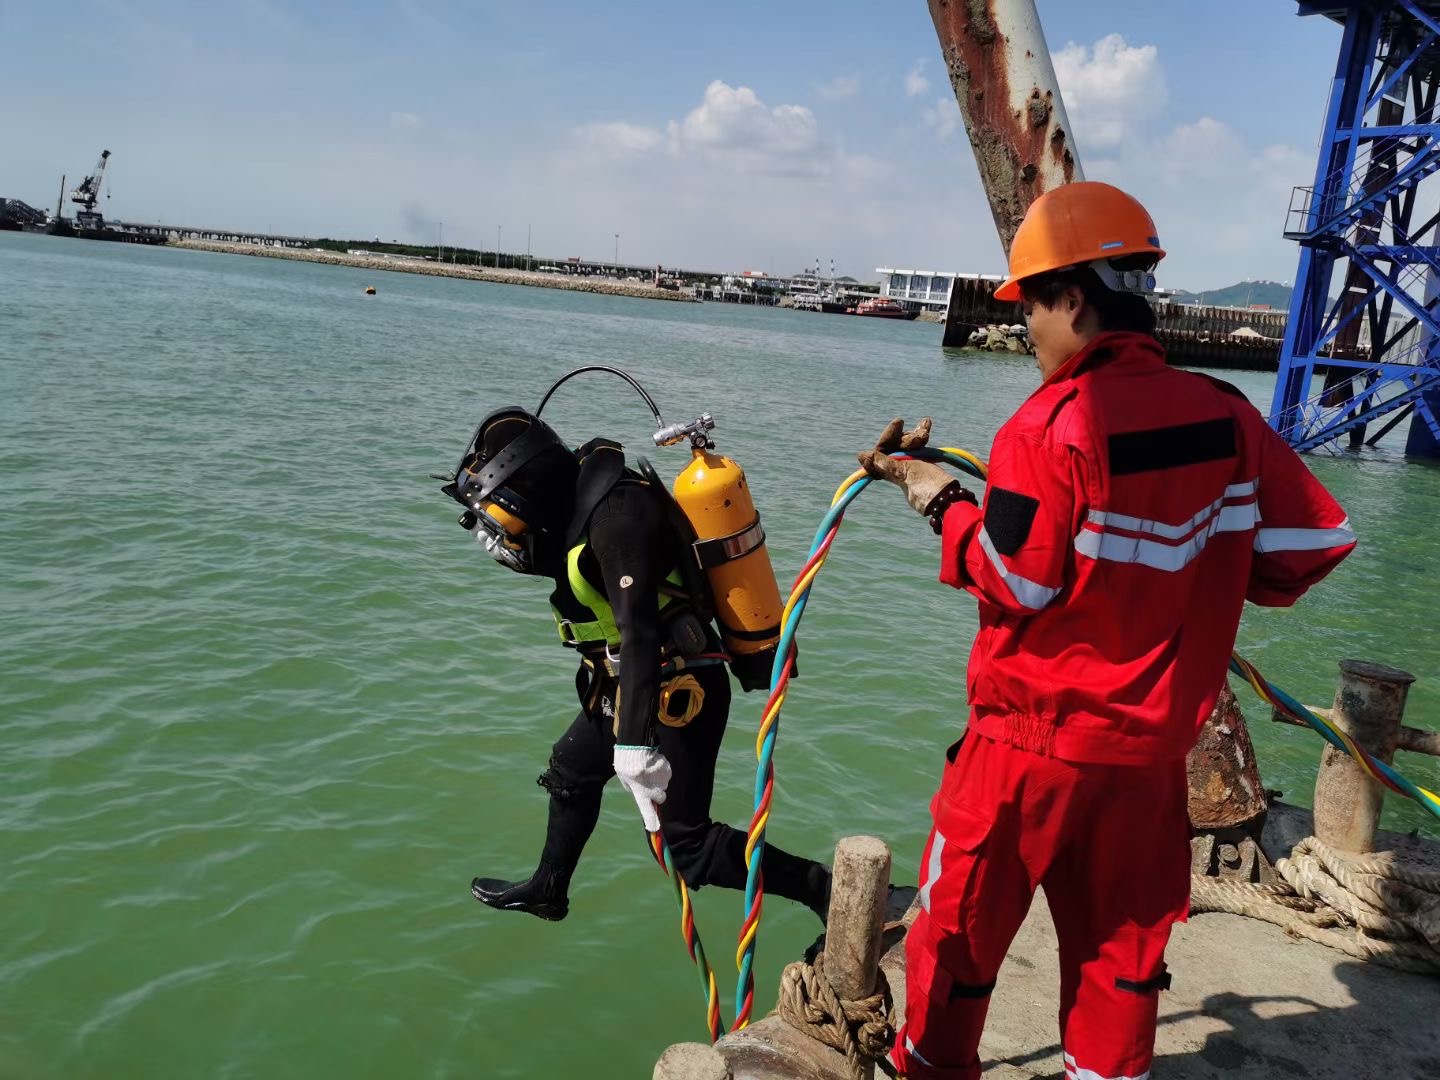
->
xmin=3 ymin=232 xmax=1438 ymax=1078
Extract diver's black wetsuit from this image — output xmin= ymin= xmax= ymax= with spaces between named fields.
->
xmin=533 ymin=481 xmax=829 ymax=910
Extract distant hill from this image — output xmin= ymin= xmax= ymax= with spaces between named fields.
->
xmin=1168 ymin=280 xmax=1292 ymax=310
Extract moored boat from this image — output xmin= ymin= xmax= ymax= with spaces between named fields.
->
xmin=852 ymin=297 xmax=919 ymax=320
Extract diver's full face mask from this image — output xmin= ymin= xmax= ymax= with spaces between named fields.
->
xmin=460 ymin=497 xmax=534 ymax=574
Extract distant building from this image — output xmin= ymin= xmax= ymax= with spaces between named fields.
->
xmin=880 ymin=266 xmax=1193 ymax=313
xmin=877 ymin=268 xmax=1004 ymax=312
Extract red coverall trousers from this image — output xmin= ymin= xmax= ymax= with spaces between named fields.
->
xmin=892 ymin=733 xmax=1191 ymax=1080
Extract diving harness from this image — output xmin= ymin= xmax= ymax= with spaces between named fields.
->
xmin=533 ymin=366 xmax=786 ymax=694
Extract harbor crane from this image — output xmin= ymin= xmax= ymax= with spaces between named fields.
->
xmin=69 ymin=149 xmax=110 ymax=227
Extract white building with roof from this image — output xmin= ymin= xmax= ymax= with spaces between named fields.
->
xmin=876 ymin=268 xmax=1005 ymax=312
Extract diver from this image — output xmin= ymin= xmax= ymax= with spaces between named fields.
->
xmin=438 ymin=399 xmax=832 ymax=923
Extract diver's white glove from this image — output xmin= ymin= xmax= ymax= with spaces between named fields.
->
xmin=613 ymin=745 xmax=672 ymax=833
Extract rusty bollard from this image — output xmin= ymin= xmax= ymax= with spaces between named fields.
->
xmin=1313 ymin=660 xmax=1415 ymax=853
xmin=1187 ymin=683 xmax=1272 ymax=881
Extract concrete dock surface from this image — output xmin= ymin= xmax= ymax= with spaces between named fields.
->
xmin=879 ymin=892 xmax=1440 ymax=1079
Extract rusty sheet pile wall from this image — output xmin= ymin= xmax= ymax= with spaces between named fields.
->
xmin=944 ymin=281 xmax=1287 ymax=371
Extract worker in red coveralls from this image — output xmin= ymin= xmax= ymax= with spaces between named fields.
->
xmin=860 ymin=181 xmax=1356 ymax=1080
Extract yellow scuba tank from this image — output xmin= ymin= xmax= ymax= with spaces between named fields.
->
xmin=671 ymin=440 xmax=783 ymax=692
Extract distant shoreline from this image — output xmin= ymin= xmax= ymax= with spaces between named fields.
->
xmin=168 ymin=239 xmax=699 ymax=302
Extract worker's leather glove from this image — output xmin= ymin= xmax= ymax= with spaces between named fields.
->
xmin=857 ymin=418 xmax=968 ymax=516
xmin=613 ymin=745 xmax=672 ymax=833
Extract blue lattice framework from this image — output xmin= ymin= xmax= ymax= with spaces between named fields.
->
xmin=1270 ymin=0 xmax=1440 ymax=456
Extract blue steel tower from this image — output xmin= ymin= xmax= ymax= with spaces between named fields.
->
xmin=1270 ymin=0 xmax=1440 ymax=457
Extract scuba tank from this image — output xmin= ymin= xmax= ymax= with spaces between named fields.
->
xmin=533 ymin=367 xmax=785 ymax=692
xmin=658 ymin=416 xmax=784 ymax=692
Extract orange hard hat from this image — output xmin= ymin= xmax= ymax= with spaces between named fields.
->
xmin=994 ymin=181 xmax=1165 ymax=302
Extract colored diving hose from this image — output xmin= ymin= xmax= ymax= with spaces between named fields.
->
xmin=734 ymin=447 xmax=988 ymax=1029
xmin=649 ymin=831 xmax=726 ymax=1042
xmin=659 ymin=441 xmax=1440 ymax=1042
xmin=1228 ymin=654 xmax=1440 ymax=819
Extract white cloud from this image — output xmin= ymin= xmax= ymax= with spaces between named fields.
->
xmin=1040 ymin=36 xmax=1308 ymax=286
xmin=671 ymin=81 xmax=820 ymax=156
xmin=1053 ymin=33 xmax=1165 ymax=150
xmin=389 ymin=111 xmax=422 ymax=130
xmin=570 ymin=80 xmax=877 ymax=189
xmin=574 ymin=121 xmax=664 ymax=154
xmin=1085 ymin=115 xmax=1314 ymax=288
xmin=921 ymin=95 xmax=960 ymax=142
xmin=536 ymin=79 xmax=911 ymax=274
xmin=1160 ymin=116 xmax=1245 ymax=176
xmin=905 ymin=60 xmax=929 ymax=98
xmin=818 ymin=75 xmax=861 ymax=102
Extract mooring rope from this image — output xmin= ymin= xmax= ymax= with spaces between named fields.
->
xmin=1190 ymin=834 xmax=1440 ymax=974
xmin=775 ymin=951 xmax=894 ymax=1080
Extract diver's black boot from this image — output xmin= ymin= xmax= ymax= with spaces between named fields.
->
xmin=471 ymin=858 xmax=573 ymax=922
xmin=760 ymin=846 xmax=833 ymax=923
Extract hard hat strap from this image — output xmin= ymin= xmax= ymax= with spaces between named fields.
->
xmin=1088 ymin=257 xmax=1159 ymax=296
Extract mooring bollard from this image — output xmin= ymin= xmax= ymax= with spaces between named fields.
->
xmin=1313 ymin=659 xmax=1415 ymax=853
xmin=655 ymin=837 xmax=895 ymax=1080
xmin=825 ymin=836 xmax=892 ymax=1004
xmin=653 ymin=1042 xmax=731 ymax=1080
xmin=822 ymin=836 xmax=892 ymax=1080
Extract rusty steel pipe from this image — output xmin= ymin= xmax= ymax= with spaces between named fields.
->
xmin=927 ymin=0 xmax=1083 ymax=251
xmin=1398 ymin=724 xmax=1440 ymax=757
xmin=1276 ymin=706 xmax=1440 ymax=758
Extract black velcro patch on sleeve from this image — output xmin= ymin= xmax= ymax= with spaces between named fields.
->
xmin=1116 ymin=968 xmax=1172 ymax=995
xmin=1108 ymin=417 xmax=1236 ymax=476
xmin=984 ymin=488 xmax=1040 ymax=557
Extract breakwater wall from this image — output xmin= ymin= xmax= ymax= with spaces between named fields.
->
xmin=168 ymin=239 xmax=698 ymax=302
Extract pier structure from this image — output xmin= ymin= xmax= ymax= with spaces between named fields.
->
xmin=933 ymin=267 xmax=1290 ymax=371
xmin=130 ymin=222 xmax=312 ymax=247
xmin=1271 ymin=0 xmax=1440 ymax=456
xmin=653 ymin=658 xmax=1440 ymax=1078
xmin=0 ymin=198 xmax=46 ymax=230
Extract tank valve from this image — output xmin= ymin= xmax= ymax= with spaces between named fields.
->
xmin=653 ymin=413 xmax=715 ymax=448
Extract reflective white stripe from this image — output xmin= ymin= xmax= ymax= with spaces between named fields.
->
xmin=1087 ymin=479 xmax=1258 ymax=541
xmin=1075 ymin=502 xmax=1259 ymax=573
xmin=1076 ymin=490 xmax=1261 ymax=574
xmin=1063 ymin=1052 xmax=1150 ymax=1080
xmin=977 ymin=528 xmax=1062 ymax=610
xmin=1254 ymin=517 xmax=1356 ymax=554
xmin=918 ymin=830 xmax=946 ymax=913
xmin=905 ymin=1035 xmax=935 ymax=1068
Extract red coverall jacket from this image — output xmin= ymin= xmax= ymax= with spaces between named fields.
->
xmin=940 ymin=330 xmax=1356 ymax=765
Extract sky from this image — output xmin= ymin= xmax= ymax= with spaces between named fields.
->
xmin=0 ymin=1 xmax=1344 ymax=291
